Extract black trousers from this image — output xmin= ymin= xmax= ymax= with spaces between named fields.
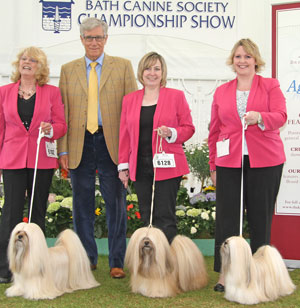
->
xmin=133 ymin=155 xmax=181 ymax=243
xmin=0 ymin=168 xmax=54 ymax=278
xmin=214 ymin=156 xmax=283 ymax=272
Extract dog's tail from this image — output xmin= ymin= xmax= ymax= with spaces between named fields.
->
xmin=56 ymin=229 xmax=100 ymax=290
xmin=254 ymin=245 xmax=295 ymax=299
xmin=171 ymin=235 xmax=208 ymax=291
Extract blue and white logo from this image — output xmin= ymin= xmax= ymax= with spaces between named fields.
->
xmin=39 ymin=0 xmax=75 ymax=33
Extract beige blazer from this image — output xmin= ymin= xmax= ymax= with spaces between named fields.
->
xmin=57 ymin=54 xmax=137 ymax=168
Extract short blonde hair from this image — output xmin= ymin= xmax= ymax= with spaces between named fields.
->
xmin=137 ymin=52 xmax=167 ymax=87
xmin=227 ymin=38 xmax=265 ymax=73
xmin=11 ymin=46 xmax=49 ymax=86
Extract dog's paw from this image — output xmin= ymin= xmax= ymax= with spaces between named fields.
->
xmin=5 ymin=285 xmax=23 ymax=297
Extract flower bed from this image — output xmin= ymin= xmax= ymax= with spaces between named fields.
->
xmin=0 ymin=172 xmax=218 ymax=239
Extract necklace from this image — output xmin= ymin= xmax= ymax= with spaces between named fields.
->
xmin=18 ymin=85 xmax=36 ymax=99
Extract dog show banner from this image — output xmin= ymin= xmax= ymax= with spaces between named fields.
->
xmin=271 ymin=2 xmax=300 ymax=268
xmin=0 ymin=0 xmax=238 ymax=81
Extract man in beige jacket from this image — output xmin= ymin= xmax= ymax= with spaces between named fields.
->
xmin=58 ymin=17 xmax=137 ymax=278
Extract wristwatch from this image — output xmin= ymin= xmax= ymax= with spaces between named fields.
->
xmin=257 ymin=113 xmax=262 ymax=125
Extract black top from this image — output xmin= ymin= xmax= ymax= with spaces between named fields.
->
xmin=138 ymin=104 xmax=157 ymax=157
xmin=17 ymin=94 xmax=36 ymax=130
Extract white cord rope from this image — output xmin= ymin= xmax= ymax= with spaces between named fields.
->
xmin=148 ymin=128 xmax=163 ymax=228
xmin=239 ymin=117 xmax=247 ymax=236
xmin=28 ymin=127 xmax=44 ymax=223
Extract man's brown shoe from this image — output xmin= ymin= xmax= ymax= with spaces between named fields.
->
xmin=110 ymin=267 xmax=125 ymax=279
xmin=90 ymin=264 xmax=97 ymax=271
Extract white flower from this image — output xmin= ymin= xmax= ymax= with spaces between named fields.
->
xmin=186 ymin=208 xmax=201 ymax=217
xmin=190 ymin=226 xmax=197 ymax=234
xmin=211 ymin=212 xmax=216 ymax=220
xmin=176 ymin=210 xmax=185 ymax=217
xmin=95 ymin=190 xmax=101 ymax=196
xmin=48 ymin=218 xmax=53 ymax=223
xmin=55 ymin=195 xmax=64 ymax=202
xmin=47 ymin=202 xmax=60 ymax=213
xmin=60 ymin=197 xmax=73 ymax=210
xmin=201 ymin=211 xmax=209 ymax=220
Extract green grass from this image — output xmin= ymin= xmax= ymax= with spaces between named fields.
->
xmin=0 ymin=256 xmax=299 ymax=308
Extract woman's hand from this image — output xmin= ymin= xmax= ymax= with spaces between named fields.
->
xmin=210 ymin=170 xmax=216 ymax=186
xmin=157 ymin=125 xmax=172 ymax=139
xmin=40 ymin=121 xmax=52 ymax=135
xmin=59 ymin=154 xmax=69 ymax=171
xmin=119 ymin=169 xmax=129 ymax=188
xmin=243 ymin=111 xmax=262 ymax=126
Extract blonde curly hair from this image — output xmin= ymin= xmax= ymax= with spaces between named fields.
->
xmin=11 ymin=46 xmax=49 ymax=86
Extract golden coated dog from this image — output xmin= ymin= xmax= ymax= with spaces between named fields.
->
xmin=6 ymin=222 xmax=99 ymax=300
xmin=125 ymin=226 xmax=208 ymax=297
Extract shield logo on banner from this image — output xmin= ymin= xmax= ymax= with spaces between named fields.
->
xmin=39 ymin=0 xmax=75 ymax=33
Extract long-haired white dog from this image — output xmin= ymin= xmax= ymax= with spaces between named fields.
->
xmin=221 ymin=236 xmax=296 ymax=305
xmin=125 ymin=227 xmax=208 ymax=297
xmin=6 ymin=222 xmax=100 ymax=300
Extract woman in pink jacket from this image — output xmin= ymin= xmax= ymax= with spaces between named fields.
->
xmin=208 ymin=39 xmax=287 ymax=292
xmin=0 ymin=47 xmax=67 ymax=283
xmin=118 ymin=52 xmax=195 ymax=243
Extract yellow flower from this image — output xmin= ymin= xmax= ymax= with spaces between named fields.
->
xmin=203 ymin=186 xmax=216 ymax=192
xmin=95 ymin=208 xmax=101 ymax=216
xmin=126 ymin=194 xmax=138 ymax=202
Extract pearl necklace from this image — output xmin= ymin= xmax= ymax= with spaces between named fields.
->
xmin=18 ymin=86 xmax=36 ymax=99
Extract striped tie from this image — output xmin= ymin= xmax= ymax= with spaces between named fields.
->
xmin=87 ymin=62 xmax=98 ymax=134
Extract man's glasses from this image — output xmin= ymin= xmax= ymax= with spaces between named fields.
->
xmin=83 ymin=35 xmax=106 ymax=43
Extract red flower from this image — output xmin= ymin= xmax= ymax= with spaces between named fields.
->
xmin=61 ymin=169 xmax=68 ymax=179
xmin=135 ymin=211 xmax=141 ymax=219
xmin=23 ymin=217 xmax=29 ymax=223
xmin=127 ymin=216 xmax=131 ymax=220
xmin=127 ymin=204 xmax=134 ymax=211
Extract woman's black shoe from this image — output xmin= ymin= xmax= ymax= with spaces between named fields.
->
xmin=213 ymin=283 xmax=225 ymax=292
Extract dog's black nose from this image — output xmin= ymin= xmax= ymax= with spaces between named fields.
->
xmin=144 ymin=240 xmax=149 ymax=246
xmin=18 ymin=234 xmax=23 ymax=240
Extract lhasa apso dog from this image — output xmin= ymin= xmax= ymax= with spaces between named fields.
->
xmin=6 ymin=222 xmax=100 ymax=300
xmin=125 ymin=227 xmax=208 ymax=297
xmin=221 ymin=236 xmax=295 ymax=305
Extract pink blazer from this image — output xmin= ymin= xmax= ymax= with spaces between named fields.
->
xmin=0 ymin=81 xmax=67 ymax=169
xmin=208 ymin=75 xmax=287 ymax=170
xmin=119 ymin=87 xmax=195 ymax=181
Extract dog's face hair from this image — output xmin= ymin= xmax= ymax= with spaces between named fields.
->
xmin=139 ymin=237 xmax=155 ymax=261
xmin=12 ymin=230 xmax=29 ymax=272
xmin=221 ymin=236 xmax=253 ymax=286
xmin=220 ymin=239 xmax=231 ymax=279
xmin=138 ymin=236 xmax=158 ymax=277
